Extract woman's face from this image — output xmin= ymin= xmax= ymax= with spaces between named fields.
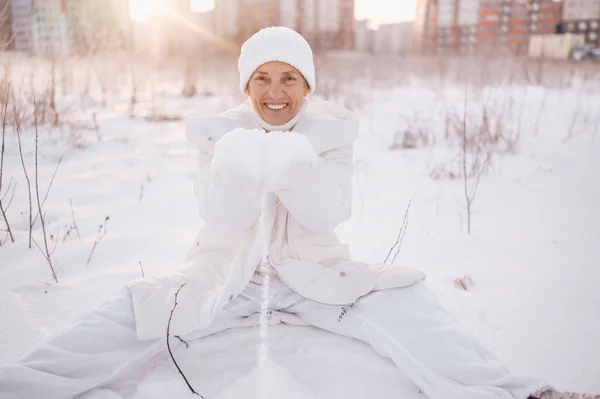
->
xmin=247 ymin=61 xmax=309 ymax=126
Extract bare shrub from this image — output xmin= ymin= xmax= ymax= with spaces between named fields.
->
xmin=14 ymin=105 xmax=33 ymax=248
xmin=459 ymin=87 xmax=490 ymax=235
xmin=0 ymin=81 xmax=14 ymax=243
xmin=181 ymin=55 xmax=197 ymax=98
xmin=32 ymin=103 xmax=58 ymax=283
xmin=86 ymin=216 xmax=110 ymax=266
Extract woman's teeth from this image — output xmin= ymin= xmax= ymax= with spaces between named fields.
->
xmin=266 ymin=103 xmax=287 ymax=110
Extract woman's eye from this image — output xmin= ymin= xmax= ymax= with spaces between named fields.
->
xmin=256 ymin=76 xmax=266 ymax=81
xmin=286 ymin=76 xmax=296 ymax=81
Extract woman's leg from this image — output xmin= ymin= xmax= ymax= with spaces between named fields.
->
xmin=0 ymin=287 xmax=253 ymax=399
xmin=291 ymin=281 xmax=548 ymax=399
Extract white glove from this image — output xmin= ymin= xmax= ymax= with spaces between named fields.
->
xmin=210 ymin=128 xmax=266 ymax=187
xmin=263 ymin=131 xmax=318 ymax=192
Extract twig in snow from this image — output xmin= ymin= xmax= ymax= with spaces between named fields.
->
xmin=175 ymin=335 xmax=189 ymax=348
xmin=31 ymin=155 xmax=64 ymax=228
xmin=129 ymin=61 xmax=137 ymax=118
xmin=454 ymin=275 xmax=474 ymax=291
xmin=460 ymin=86 xmax=489 ymax=235
xmin=383 ymin=198 xmax=412 ymax=265
xmin=167 ymin=283 xmax=202 ymax=397
xmin=0 ymin=80 xmax=14 ymax=243
xmin=61 ymin=199 xmax=81 ymax=244
xmin=86 ymin=216 xmax=110 ymax=266
xmin=138 ymin=182 xmax=144 ymax=203
xmin=92 ymin=112 xmax=101 ymax=141
xmin=138 ymin=260 xmax=145 ymax=277
xmin=69 ymin=198 xmax=81 ymax=242
xmin=34 ymin=100 xmax=58 ymax=283
xmin=14 ymin=104 xmax=33 ymax=247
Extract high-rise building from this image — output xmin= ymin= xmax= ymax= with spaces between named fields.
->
xmin=30 ymin=0 xmax=69 ymax=54
xmin=415 ymin=0 xmax=571 ymax=55
xmin=560 ymin=0 xmax=600 ymax=46
xmin=355 ymin=19 xmax=374 ymax=53
xmin=213 ymin=0 xmax=355 ymax=51
xmin=67 ymin=0 xmax=131 ymax=54
xmin=11 ymin=0 xmax=34 ymax=52
xmin=0 ymin=0 xmax=15 ymax=50
xmin=374 ymin=22 xmax=414 ymax=55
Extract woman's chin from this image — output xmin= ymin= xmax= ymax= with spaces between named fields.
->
xmin=263 ymin=115 xmax=293 ymax=126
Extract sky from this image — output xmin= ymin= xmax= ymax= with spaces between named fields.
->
xmin=130 ymin=0 xmax=417 ymax=26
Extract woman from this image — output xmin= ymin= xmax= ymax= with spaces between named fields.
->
xmin=0 ymin=27 xmax=569 ymax=399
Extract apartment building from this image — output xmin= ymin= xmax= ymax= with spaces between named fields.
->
xmin=0 ymin=0 xmax=14 ymax=50
xmin=373 ymin=22 xmax=414 ymax=55
xmin=10 ymin=0 xmax=34 ymax=52
xmin=416 ymin=0 xmax=600 ymax=55
xmin=67 ymin=0 xmax=130 ymax=54
xmin=213 ymin=0 xmax=355 ymax=51
xmin=560 ymin=0 xmax=600 ymax=45
xmin=31 ymin=0 xmax=69 ymax=54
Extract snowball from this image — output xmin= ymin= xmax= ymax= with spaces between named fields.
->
xmin=211 ymin=128 xmax=266 ymax=180
xmin=264 ymin=131 xmax=317 ymax=174
xmin=210 ymin=128 xmax=317 ymax=185
xmin=263 ymin=131 xmax=318 ymax=188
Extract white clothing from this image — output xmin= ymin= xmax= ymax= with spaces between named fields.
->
xmin=126 ymin=101 xmax=426 ymax=342
xmin=0 ymin=100 xmax=548 ymax=399
xmin=0 ymin=281 xmax=547 ymax=399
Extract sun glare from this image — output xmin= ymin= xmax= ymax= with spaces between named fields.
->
xmin=191 ymin=0 xmax=215 ymax=12
xmin=130 ymin=0 xmax=412 ymax=26
xmin=130 ymin=0 xmax=166 ymax=22
xmin=355 ymin=0 xmax=416 ymax=26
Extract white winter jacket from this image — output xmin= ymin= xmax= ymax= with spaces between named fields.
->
xmin=126 ymin=100 xmax=425 ymax=341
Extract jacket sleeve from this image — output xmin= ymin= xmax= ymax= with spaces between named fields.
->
xmin=187 ymin=112 xmax=265 ymax=231
xmin=275 ymin=144 xmax=353 ymax=232
xmin=193 ymin=145 xmax=263 ymax=230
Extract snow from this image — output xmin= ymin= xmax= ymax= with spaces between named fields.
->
xmin=211 ymin=128 xmax=317 ymax=186
xmin=211 ymin=128 xmax=266 ymax=180
xmin=214 ymin=359 xmax=317 ymax=399
xmin=1 ymin=70 xmax=600 ymax=398
xmin=121 ymin=326 xmax=420 ymax=399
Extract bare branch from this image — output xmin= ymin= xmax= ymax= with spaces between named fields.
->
xmin=167 ymin=283 xmax=202 ymax=397
xmin=34 ymin=99 xmax=58 ymax=282
xmin=31 ymin=155 xmax=64 ymax=228
xmin=69 ymin=198 xmax=81 ymax=243
xmin=86 ymin=216 xmax=110 ymax=266
xmin=461 ymin=86 xmax=472 ymax=234
xmin=14 ymin=109 xmax=33 ymax=248
xmin=0 ymin=80 xmax=14 ymax=243
xmin=383 ymin=198 xmax=412 ymax=265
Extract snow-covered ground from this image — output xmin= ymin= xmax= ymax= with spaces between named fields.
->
xmin=1 ymin=69 xmax=599 ymax=398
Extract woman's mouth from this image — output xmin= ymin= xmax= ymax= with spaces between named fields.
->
xmin=265 ymin=103 xmax=288 ymax=110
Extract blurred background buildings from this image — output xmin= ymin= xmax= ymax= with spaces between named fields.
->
xmin=415 ymin=0 xmax=600 ymax=55
xmin=0 ymin=0 xmax=597 ymax=58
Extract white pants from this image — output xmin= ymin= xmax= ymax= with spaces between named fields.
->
xmin=0 ymin=281 xmax=547 ymax=399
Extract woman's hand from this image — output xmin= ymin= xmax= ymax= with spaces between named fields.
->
xmin=263 ymin=131 xmax=318 ymax=192
xmin=211 ymin=127 xmax=267 ymax=185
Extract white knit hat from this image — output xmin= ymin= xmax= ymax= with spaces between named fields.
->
xmin=238 ymin=26 xmax=316 ymax=94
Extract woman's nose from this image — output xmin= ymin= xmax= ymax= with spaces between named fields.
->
xmin=268 ymin=81 xmax=284 ymax=98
